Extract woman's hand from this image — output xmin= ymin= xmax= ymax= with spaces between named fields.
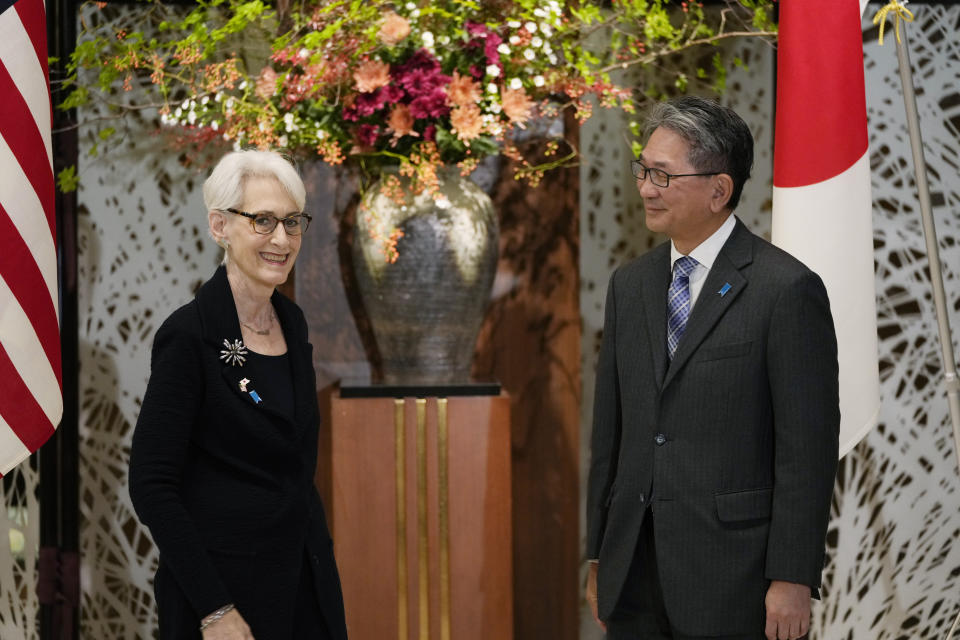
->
xmin=201 ymin=609 xmax=254 ymax=640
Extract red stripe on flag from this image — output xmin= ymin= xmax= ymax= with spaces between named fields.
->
xmin=773 ymin=0 xmax=869 ymax=188
xmin=0 ymin=60 xmax=55 ymax=235
xmin=0 ymin=203 xmax=62 ymax=386
xmin=0 ymin=343 xmax=56 ymax=451
xmin=14 ymin=0 xmax=50 ymax=83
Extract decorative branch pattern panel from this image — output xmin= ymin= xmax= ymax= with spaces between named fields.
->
xmin=76 ymin=101 xmax=220 ymax=637
xmin=0 ymin=461 xmax=40 ymax=640
xmin=578 ymin=4 xmax=960 ymax=639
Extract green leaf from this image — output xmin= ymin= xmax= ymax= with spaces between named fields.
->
xmin=98 ymin=127 xmax=116 ymax=141
xmin=57 ymin=166 xmax=79 ymax=193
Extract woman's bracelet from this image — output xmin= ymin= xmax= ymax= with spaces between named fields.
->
xmin=199 ymin=604 xmax=235 ymax=632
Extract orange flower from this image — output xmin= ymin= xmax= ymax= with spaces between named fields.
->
xmin=387 ymin=104 xmax=417 ymax=139
xmin=501 ymin=88 xmax=534 ymax=126
xmin=379 ymin=11 xmax=411 ymax=46
xmin=450 ymin=104 xmax=484 ymax=141
xmin=354 ymin=59 xmax=391 ymax=93
xmin=255 ymin=66 xmax=278 ymax=100
xmin=447 ymin=71 xmax=481 ymax=107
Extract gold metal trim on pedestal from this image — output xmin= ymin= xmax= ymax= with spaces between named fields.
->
xmin=416 ymin=399 xmax=429 ymax=640
xmin=395 ymin=399 xmax=408 ymax=640
xmin=437 ymin=398 xmax=451 ymax=640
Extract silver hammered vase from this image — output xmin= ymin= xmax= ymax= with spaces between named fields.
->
xmin=352 ymin=170 xmax=498 ymax=385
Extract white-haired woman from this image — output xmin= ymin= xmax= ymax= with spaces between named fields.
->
xmin=130 ymin=151 xmax=348 ymax=640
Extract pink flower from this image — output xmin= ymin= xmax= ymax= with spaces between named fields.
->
xmin=450 ymin=104 xmax=484 ymax=141
xmin=378 ymin=11 xmax=410 ymax=46
xmin=502 ymin=88 xmax=534 ymax=126
xmin=387 ymin=104 xmax=417 ymax=139
xmin=447 ymin=71 xmax=481 ymax=107
xmin=255 ymin=66 xmax=278 ymax=100
xmin=354 ymin=59 xmax=391 ymax=93
xmin=409 ymin=88 xmax=449 ymax=119
xmin=356 ymin=124 xmax=380 ymax=147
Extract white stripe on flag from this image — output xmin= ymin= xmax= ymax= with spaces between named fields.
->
xmin=0 ymin=134 xmax=58 ymax=313
xmin=773 ymin=152 xmax=880 ymax=455
xmin=0 ymin=274 xmax=62 ymax=427
xmin=0 ymin=4 xmax=52 ymax=166
xmin=0 ymin=416 xmax=31 ymax=476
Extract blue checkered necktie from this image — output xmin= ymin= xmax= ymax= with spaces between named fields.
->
xmin=667 ymin=256 xmax=699 ymax=360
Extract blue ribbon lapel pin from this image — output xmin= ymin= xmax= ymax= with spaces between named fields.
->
xmin=718 ymin=283 xmax=732 ymax=297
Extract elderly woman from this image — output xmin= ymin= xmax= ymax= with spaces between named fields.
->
xmin=130 ymin=151 xmax=347 ymax=640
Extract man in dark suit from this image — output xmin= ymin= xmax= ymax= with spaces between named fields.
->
xmin=585 ymin=96 xmax=839 ymax=640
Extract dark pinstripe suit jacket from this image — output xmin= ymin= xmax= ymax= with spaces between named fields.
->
xmin=586 ymin=218 xmax=840 ymax=636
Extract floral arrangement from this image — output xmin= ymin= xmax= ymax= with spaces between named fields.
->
xmin=64 ymin=0 xmax=776 ymax=193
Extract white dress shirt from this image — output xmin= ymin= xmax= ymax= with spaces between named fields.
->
xmin=669 ymin=214 xmax=736 ymax=310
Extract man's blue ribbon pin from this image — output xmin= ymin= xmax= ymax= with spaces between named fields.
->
xmin=718 ymin=283 xmax=732 ymax=297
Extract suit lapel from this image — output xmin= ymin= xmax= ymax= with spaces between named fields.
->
xmin=661 ymin=218 xmax=754 ymax=391
xmin=640 ymin=245 xmax=671 ymax=390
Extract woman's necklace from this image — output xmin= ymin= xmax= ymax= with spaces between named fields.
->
xmin=239 ymin=311 xmax=275 ymax=336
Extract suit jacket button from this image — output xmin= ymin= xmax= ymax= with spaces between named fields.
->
xmin=638 ymin=494 xmax=645 ymax=503
xmin=654 ymin=433 xmax=666 ymax=446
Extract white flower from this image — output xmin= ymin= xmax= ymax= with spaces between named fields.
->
xmin=187 ymin=110 xmax=197 ymax=125
xmin=487 ymin=83 xmax=498 ymax=94
xmin=435 ymin=197 xmax=451 ymax=209
xmin=298 ymin=48 xmax=309 ymax=59
xmin=534 ymin=8 xmax=547 ymax=18
xmin=211 ymin=121 xmax=219 ymax=131
xmin=278 ymin=135 xmax=288 ymax=147
xmin=489 ymin=102 xmax=502 ymax=114
xmin=489 ymin=122 xmax=503 ymax=136
xmin=486 ymin=64 xmax=500 ymax=77
xmin=174 ymin=107 xmax=183 ymax=119
xmin=543 ymin=42 xmax=553 ymax=55
xmin=524 ymin=21 xmax=537 ymax=33
xmin=548 ymin=53 xmax=558 ymax=65
xmin=507 ymin=20 xmax=521 ymax=28
xmin=284 ymin=112 xmax=296 ymax=132
xmin=509 ymin=77 xmax=523 ymax=90
xmin=533 ymin=75 xmax=546 ymax=87
xmin=422 ymin=31 xmax=434 ymax=45
xmin=531 ymin=36 xmax=543 ymax=48
xmin=498 ymin=43 xmax=511 ymax=55
xmin=509 ymin=35 xmax=521 ymax=45
xmin=239 ymin=80 xmax=248 ymax=90
xmin=541 ymin=24 xmax=553 ymax=37
xmin=405 ymin=1 xmax=415 ymax=8
xmin=410 ymin=8 xmax=420 ymax=18
xmin=438 ymin=35 xmax=450 ymax=45
xmin=201 ymin=95 xmax=210 ymax=105
xmin=523 ymin=49 xmax=536 ymax=61
xmin=215 ymin=91 xmax=224 ymax=102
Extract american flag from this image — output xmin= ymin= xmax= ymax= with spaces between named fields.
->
xmin=0 ymin=0 xmax=62 ymax=476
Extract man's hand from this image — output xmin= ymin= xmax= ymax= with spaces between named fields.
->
xmin=586 ymin=561 xmax=606 ymax=632
xmin=764 ymin=580 xmax=811 ymax=640
xmin=202 ymin=609 xmax=254 ymax=640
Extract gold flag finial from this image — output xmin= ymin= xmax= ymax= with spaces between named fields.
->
xmin=873 ymin=0 xmax=915 ymax=46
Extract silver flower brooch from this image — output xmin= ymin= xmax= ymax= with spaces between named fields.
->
xmin=219 ymin=338 xmax=248 ymax=367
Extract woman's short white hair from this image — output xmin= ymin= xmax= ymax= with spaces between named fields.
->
xmin=203 ymin=150 xmax=306 ymax=214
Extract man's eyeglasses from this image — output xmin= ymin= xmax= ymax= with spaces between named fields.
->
xmin=225 ymin=208 xmax=312 ymax=235
xmin=630 ymin=160 xmax=720 ymax=188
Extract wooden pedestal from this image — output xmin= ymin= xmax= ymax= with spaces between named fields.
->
xmin=317 ymin=392 xmax=513 ymax=640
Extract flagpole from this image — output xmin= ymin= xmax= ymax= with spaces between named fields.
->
xmin=883 ymin=10 xmax=960 ymax=476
